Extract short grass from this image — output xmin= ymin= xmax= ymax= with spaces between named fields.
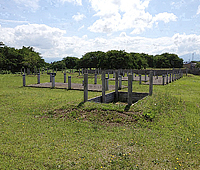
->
xmin=0 ymin=72 xmax=199 ymax=169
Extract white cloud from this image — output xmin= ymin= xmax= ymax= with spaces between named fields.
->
xmin=59 ymin=0 xmax=82 ymax=6
xmin=88 ymin=0 xmax=177 ymax=34
xmin=13 ymin=0 xmax=40 ymax=10
xmin=72 ymin=13 xmax=86 ymax=21
xmin=197 ymin=5 xmax=200 ymax=15
xmin=1 ymin=24 xmax=200 ymax=61
xmin=153 ymin=12 xmax=177 ymax=23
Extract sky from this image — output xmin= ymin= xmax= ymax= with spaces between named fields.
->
xmin=0 ymin=0 xmax=200 ymax=63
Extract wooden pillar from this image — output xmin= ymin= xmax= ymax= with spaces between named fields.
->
xmin=94 ymin=73 xmax=97 ymax=84
xmin=105 ymin=78 xmax=109 ymax=91
xmin=102 ymin=71 xmax=106 ymax=103
xmin=64 ymin=73 xmax=66 ymax=83
xmin=23 ymin=74 xmax=26 ymax=87
xmin=149 ymin=71 xmax=153 ymax=96
xmin=52 ymin=74 xmax=55 ymax=88
xmin=68 ymin=76 xmax=71 ymax=89
xmin=50 ymin=73 xmax=52 ymax=82
xmin=139 ymin=74 xmax=142 ymax=84
xmin=166 ymin=74 xmax=168 ymax=84
xmin=115 ymin=70 xmax=119 ymax=102
xmin=162 ymin=75 xmax=165 ymax=85
xmin=128 ymin=74 xmax=133 ymax=105
xmin=119 ymin=75 xmax=122 ymax=90
xmin=84 ymin=73 xmax=88 ymax=102
xmin=37 ymin=73 xmax=40 ymax=84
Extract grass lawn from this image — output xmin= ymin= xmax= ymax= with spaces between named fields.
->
xmin=0 ymin=72 xmax=199 ymax=169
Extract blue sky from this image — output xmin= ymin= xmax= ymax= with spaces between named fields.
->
xmin=0 ymin=0 xmax=200 ymax=63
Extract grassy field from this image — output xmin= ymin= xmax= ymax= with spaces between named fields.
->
xmin=0 ymin=72 xmax=199 ymax=169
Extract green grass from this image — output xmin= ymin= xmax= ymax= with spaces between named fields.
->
xmin=0 ymin=72 xmax=199 ymax=169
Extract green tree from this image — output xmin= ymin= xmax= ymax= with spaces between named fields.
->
xmin=62 ymin=57 xmax=79 ymax=69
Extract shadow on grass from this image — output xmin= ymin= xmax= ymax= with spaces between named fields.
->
xmin=77 ymin=101 xmax=84 ymax=108
xmin=124 ymin=104 xmax=131 ymax=112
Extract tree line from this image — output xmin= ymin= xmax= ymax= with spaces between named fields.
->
xmin=0 ymin=42 xmax=46 ymax=73
xmin=52 ymin=50 xmax=183 ymax=70
xmin=0 ymin=42 xmax=183 ymax=73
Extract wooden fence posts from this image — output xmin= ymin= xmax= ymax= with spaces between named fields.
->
xmin=37 ymin=73 xmax=40 ymax=84
xmin=102 ymin=71 xmax=106 ymax=103
xmin=68 ymin=76 xmax=71 ymax=90
xmin=23 ymin=74 xmax=26 ymax=86
xmin=119 ymin=75 xmax=122 ymax=90
xmin=149 ymin=71 xmax=153 ymax=96
xmin=94 ymin=74 xmax=97 ymax=84
xmin=84 ymin=73 xmax=88 ymax=102
xmin=128 ymin=74 xmax=133 ymax=105
xmin=52 ymin=74 xmax=55 ymax=88
xmin=115 ymin=70 xmax=119 ymax=102
xmin=64 ymin=73 xmax=66 ymax=83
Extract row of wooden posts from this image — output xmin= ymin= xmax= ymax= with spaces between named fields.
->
xmin=22 ymin=70 xmax=183 ymax=104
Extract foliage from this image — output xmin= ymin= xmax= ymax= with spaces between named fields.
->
xmin=0 ymin=43 xmax=46 ymax=73
xmin=79 ymin=51 xmax=183 ymax=69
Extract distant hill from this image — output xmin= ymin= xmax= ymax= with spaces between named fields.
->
xmin=179 ymin=53 xmax=200 ymax=62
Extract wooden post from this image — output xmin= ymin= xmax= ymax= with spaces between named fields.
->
xmin=162 ymin=75 xmax=165 ymax=85
xmin=52 ymin=74 xmax=55 ymax=88
xmin=23 ymin=74 xmax=26 ymax=87
xmin=105 ymin=77 xmax=109 ymax=91
xmin=37 ymin=73 xmax=40 ymax=84
xmin=149 ymin=71 xmax=153 ymax=96
xmin=102 ymin=71 xmax=106 ymax=103
xmin=94 ymin=73 xmax=97 ymax=84
xmin=139 ymin=74 xmax=142 ymax=84
xmin=115 ymin=70 xmax=119 ymax=102
xmin=166 ymin=74 xmax=168 ymax=84
xmin=64 ymin=73 xmax=66 ymax=83
xmin=68 ymin=76 xmax=71 ymax=89
xmin=128 ymin=74 xmax=133 ymax=105
xmin=84 ymin=73 xmax=88 ymax=102
xmin=119 ymin=75 xmax=122 ymax=90
xmin=169 ymin=73 xmax=171 ymax=83
xmin=145 ymin=74 xmax=147 ymax=82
